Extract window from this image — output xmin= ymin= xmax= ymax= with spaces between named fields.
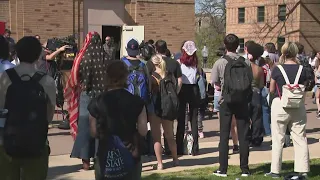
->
xmin=238 ymin=8 xmax=245 ymax=23
xmin=278 ymin=5 xmax=286 ymax=21
xmin=277 ymin=37 xmax=285 ymax=52
xmin=239 ymin=38 xmax=245 ymax=53
xmin=257 ymin=6 xmax=265 ymax=22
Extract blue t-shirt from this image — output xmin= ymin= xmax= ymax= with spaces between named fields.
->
xmin=0 ymin=59 xmax=15 ymax=73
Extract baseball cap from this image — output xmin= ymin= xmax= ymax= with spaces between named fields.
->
xmin=182 ymin=41 xmax=197 ymax=56
xmin=126 ymin=38 xmax=139 ymax=57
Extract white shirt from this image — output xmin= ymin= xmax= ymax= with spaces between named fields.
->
xmin=310 ymin=57 xmax=318 ymax=67
xmin=181 ymin=64 xmax=197 ymax=84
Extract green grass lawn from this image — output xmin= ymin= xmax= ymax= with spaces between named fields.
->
xmin=143 ymin=159 xmax=320 ymax=180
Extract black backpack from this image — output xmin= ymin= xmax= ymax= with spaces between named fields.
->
xmin=298 ymin=56 xmax=315 ymax=91
xmin=156 ymin=72 xmax=179 ymax=121
xmin=140 ymin=43 xmax=155 ymax=61
xmin=3 ymin=69 xmax=48 ymax=158
xmin=223 ymin=56 xmax=253 ymax=104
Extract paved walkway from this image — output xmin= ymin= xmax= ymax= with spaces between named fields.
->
xmin=47 ymin=97 xmax=320 ymax=179
xmin=47 ymin=134 xmax=320 ymax=180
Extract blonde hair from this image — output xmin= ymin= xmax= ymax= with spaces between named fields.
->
xmin=151 ymin=54 xmax=166 ymax=77
xmin=279 ymin=42 xmax=300 ymax=64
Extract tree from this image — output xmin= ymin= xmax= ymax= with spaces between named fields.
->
xmin=197 ymin=0 xmax=226 ymax=35
xmin=250 ymin=0 xmax=319 ymax=52
xmin=196 ymin=0 xmax=226 ymax=67
xmin=196 ymin=27 xmax=224 ymax=68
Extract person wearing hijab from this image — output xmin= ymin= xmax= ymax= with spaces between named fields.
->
xmin=64 ymin=32 xmax=107 ymax=170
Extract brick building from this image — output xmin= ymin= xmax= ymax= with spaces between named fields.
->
xmin=0 ymin=0 xmax=195 ymax=53
xmin=226 ymin=0 xmax=320 ymax=53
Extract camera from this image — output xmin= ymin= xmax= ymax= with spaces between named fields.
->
xmin=46 ymin=35 xmax=78 ymax=70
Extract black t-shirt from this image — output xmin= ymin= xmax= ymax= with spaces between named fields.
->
xmin=271 ymin=64 xmax=307 ymax=97
xmin=146 ymin=56 xmax=182 ymax=78
xmin=87 ymin=89 xmax=145 ymax=142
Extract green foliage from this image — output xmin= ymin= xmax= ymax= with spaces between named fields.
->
xmin=195 ymin=27 xmax=224 ymax=68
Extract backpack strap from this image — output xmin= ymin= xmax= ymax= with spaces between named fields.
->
xmin=223 ymin=55 xmax=234 ymax=62
xmin=294 ymin=65 xmax=303 ymax=85
xmin=152 ymin=72 xmax=162 ymax=80
xmin=5 ymin=68 xmax=21 ymax=83
xmin=32 ymin=72 xmax=46 ymax=82
xmin=277 ymin=65 xmax=291 ymax=84
xmin=122 ymin=57 xmax=131 ymax=67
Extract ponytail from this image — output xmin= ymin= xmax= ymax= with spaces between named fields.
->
xmin=159 ymin=56 xmax=166 ymax=78
xmin=151 ymin=54 xmax=167 ymax=78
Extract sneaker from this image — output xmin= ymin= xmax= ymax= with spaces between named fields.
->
xmin=233 ymin=145 xmax=239 ymax=154
xmin=241 ymin=171 xmax=251 ymax=177
xmin=317 ymin=112 xmax=320 ymax=119
xmin=264 ymin=172 xmax=281 ymax=178
xmin=198 ymin=131 xmax=205 ymax=139
xmin=297 ymin=172 xmax=308 ymax=178
xmin=213 ymin=170 xmax=227 ymax=177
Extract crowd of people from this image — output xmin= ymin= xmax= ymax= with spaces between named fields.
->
xmin=0 ymin=29 xmax=319 ymax=180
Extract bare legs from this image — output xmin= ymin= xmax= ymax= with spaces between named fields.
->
xmin=149 ymin=114 xmax=178 ymax=169
xmin=316 ymin=89 xmax=320 ymax=113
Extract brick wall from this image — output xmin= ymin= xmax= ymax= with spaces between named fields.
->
xmin=6 ymin=0 xmax=194 ymax=53
xmin=226 ymin=0 xmax=300 ymax=46
xmin=8 ymin=0 xmax=83 ymax=45
xmin=300 ymin=0 xmax=320 ymax=52
xmin=0 ymin=0 xmax=9 ymax=26
xmin=125 ymin=0 xmax=195 ymax=53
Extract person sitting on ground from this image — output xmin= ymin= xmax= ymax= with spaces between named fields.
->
xmin=88 ymin=60 xmax=148 ymax=180
xmin=265 ymin=42 xmax=309 ymax=178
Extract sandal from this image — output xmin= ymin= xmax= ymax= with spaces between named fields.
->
xmin=152 ymin=163 xmax=164 ymax=170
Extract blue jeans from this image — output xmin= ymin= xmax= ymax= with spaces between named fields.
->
xmin=261 ymin=88 xmax=271 ymax=136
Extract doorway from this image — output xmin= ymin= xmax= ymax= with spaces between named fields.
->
xmin=102 ymin=26 xmax=122 ymax=60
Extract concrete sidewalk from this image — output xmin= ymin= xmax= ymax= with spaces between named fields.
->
xmin=47 ymin=134 xmax=320 ymax=180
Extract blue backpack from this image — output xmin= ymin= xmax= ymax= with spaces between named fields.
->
xmin=122 ymin=57 xmax=149 ymax=102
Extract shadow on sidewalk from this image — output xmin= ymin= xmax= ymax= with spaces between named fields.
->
xmin=47 ymin=164 xmax=82 ymax=180
xmin=307 ymin=128 xmax=320 ymax=134
xmin=48 ymin=131 xmax=71 ymax=137
xmin=142 ymin=156 xmax=219 ymax=173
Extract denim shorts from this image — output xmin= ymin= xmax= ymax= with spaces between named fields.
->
xmin=213 ymin=96 xmax=220 ymax=112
